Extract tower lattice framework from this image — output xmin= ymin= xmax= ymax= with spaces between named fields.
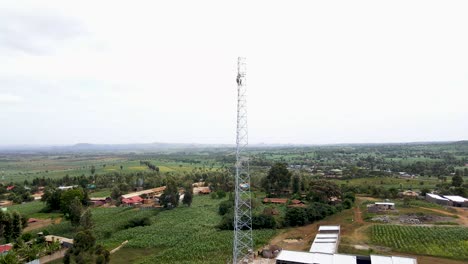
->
xmin=233 ymin=57 xmax=253 ymax=264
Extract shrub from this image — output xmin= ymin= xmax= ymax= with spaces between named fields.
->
xmin=124 ymin=217 xmax=151 ymax=229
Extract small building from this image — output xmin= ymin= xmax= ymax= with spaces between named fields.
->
xmin=276 ymin=251 xmax=417 ymax=264
xmin=263 ymin=198 xmax=288 ymax=204
xmin=89 ymin=197 xmax=111 ymax=206
xmin=276 ymin=224 xmax=416 ymax=264
xmin=58 ymin=186 xmax=77 ymax=191
xmin=121 ymin=186 xmax=166 ymax=200
xmin=45 ymin=235 xmax=73 ymax=248
xmin=400 ymin=190 xmax=419 ymax=197
xmin=425 ymin=193 xmax=451 ymax=206
xmin=288 ymin=200 xmax=306 ymax=208
xmin=443 ymin=195 xmax=468 ymax=207
xmin=198 ymin=187 xmax=211 ymax=195
xmin=0 ymin=244 xmax=12 ymax=255
xmin=367 ymin=202 xmax=395 ymax=213
xmin=121 ymin=196 xmax=143 ymax=206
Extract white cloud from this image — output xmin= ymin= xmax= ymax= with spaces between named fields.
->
xmin=0 ymin=0 xmax=467 ymax=145
xmin=0 ymin=94 xmax=23 ymax=103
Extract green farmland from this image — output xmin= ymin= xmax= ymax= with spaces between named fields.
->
xmin=32 ymin=196 xmax=277 ymax=264
xmin=371 ymin=225 xmax=468 ymax=260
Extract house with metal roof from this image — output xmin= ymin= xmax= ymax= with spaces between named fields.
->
xmin=425 ymin=193 xmax=451 ymax=206
xmin=275 ymin=225 xmax=417 ymax=264
xmin=443 ymin=195 xmax=468 ymax=207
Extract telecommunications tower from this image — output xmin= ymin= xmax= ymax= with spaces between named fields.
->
xmin=233 ymin=57 xmax=253 ymax=263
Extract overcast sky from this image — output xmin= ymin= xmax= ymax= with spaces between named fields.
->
xmin=1 ymin=1 xmax=467 ymax=146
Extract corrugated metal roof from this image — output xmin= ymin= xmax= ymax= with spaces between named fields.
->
xmin=371 ymin=255 xmax=393 ymax=264
xmin=318 ymin=225 xmax=340 ymax=232
xmin=443 ymin=195 xmax=468 ymax=202
xmin=276 ymin=251 xmax=357 ymax=264
xmin=375 ymin=202 xmax=395 ymax=206
xmin=121 ymin=186 xmax=166 ymax=199
xmin=333 ymin=253 xmax=356 ymax=263
xmin=370 ymin=255 xmax=418 ymax=264
xmin=276 ymin=250 xmax=316 ymax=264
xmin=426 ymin=193 xmax=449 ymax=201
xmin=310 ymin=242 xmax=337 ymax=254
xmin=315 ymin=233 xmax=339 ymax=239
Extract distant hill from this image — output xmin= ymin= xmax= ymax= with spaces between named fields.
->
xmin=0 ymin=140 xmax=467 ymax=154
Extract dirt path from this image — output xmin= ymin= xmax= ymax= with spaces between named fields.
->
xmin=354 ymin=202 xmax=363 ymax=223
xmin=419 ymin=207 xmax=468 ymax=226
xmin=24 ymin=218 xmax=61 ymax=232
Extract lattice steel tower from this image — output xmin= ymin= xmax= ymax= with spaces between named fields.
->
xmin=233 ymin=57 xmax=253 ymax=264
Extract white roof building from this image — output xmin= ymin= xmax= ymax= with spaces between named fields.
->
xmin=370 ymin=255 xmax=418 ymax=264
xmin=276 ymin=251 xmax=356 ymax=264
xmin=276 ymin=225 xmax=417 ymax=264
xmin=443 ymin=195 xmax=468 ymax=203
xmin=310 ymin=233 xmax=339 ymax=254
xmin=426 ymin=193 xmax=449 ymax=201
xmin=375 ymin=202 xmax=395 ymax=206
xmin=318 ymin=225 xmax=340 ymax=232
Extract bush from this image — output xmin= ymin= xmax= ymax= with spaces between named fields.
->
xmin=218 ymin=200 xmax=233 ymax=216
xmin=252 ymin=214 xmax=276 ymax=229
xmin=124 ymin=217 xmax=151 ymax=229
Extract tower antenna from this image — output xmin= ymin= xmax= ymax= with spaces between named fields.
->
xmin=233 ymin=57 xmax=253 ymax=263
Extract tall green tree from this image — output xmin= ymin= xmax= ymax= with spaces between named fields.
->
xmin=161 ymin=177 xmax=179 ymax=208
xmin=261 ymin=163 xmax=292 ymax=196
xmin=292 ymin=175 xmax=300 ymax=194
xmin=80 ymin=209 xmax=94 ymax=230
xmin=452 ymin=174 xmax=464 ymax=187
xmin=11 ymin=211 xmax=22 ymax=240
xmin=307 ymin=180 xmax=342 ymax=203
xmin=68 ymin=197 xmax=83 ymax=227
xmin=60 ymin=188 xmax=85 ymax=214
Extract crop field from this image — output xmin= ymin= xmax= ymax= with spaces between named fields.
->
xmin=35 ymin=196 xmax=277 ymax=264
xmin=0 ymin=154 xmax=223 ymax=183
xmin=370 ymin=225 xmax=468 ymax=260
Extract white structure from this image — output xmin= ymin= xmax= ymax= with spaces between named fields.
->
xmin=276 ymin=251 xmax=356 ymax=264
xmin=275 ymin=225 xmax=417 ymax=264
xmin=443 ymin=195 xmax=468 ymax=207
xmin=310 ymin=226 xmax=340 ymax=254
xmin=425 ymin=193 xmax=451 ymax=206
xmin=232 ymin=57 xmax=253 ymax=263
xmin=58 ymin=186 xmax=77 ymax=190
xmin=371 ymin=255 xmax=418 ymax=264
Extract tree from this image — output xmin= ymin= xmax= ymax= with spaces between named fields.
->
xmin=2 ymin=212 xmax=13 ymax=242
xmin=69 ymin=197 xmax=83 ymax=227
xmin=307 ymin=180 xmax=341 ymax=203
xmin=60 ymin=188 xmax=85 ymax=214
xmin=292 ymin=175 xmax=300 ymax=194
xmin=182 ymin=191 xmax=193 ymax=207
xmin=42 ymin=188 xmax=62 ymax=211
xmin=420 ymin=188 xmax=430 ymax=196
xmin=262 ymin=163 xmax=292 ymax=196
xmin=11 ymin=211 xmax=22 ymax=240
xmin=90 ymin=166 xmax=96 ymax=175
xmin=161 ymin=177 xmax=179 ymax=208
xmin=452 ymin=174 xmax=464 ymax=187
xmin=111 ymin=186 xmax=122 ymax=200
xmin=80 ymin=209 xmax=94 ymax=230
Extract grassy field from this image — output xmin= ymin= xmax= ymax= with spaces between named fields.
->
xmin=32 ymin=196 xmax=277 ymax=264
xmin=0 ymin=155 xmax=222 ymax=183
xmin=371 ymin=225 xmax=468 ymax=260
